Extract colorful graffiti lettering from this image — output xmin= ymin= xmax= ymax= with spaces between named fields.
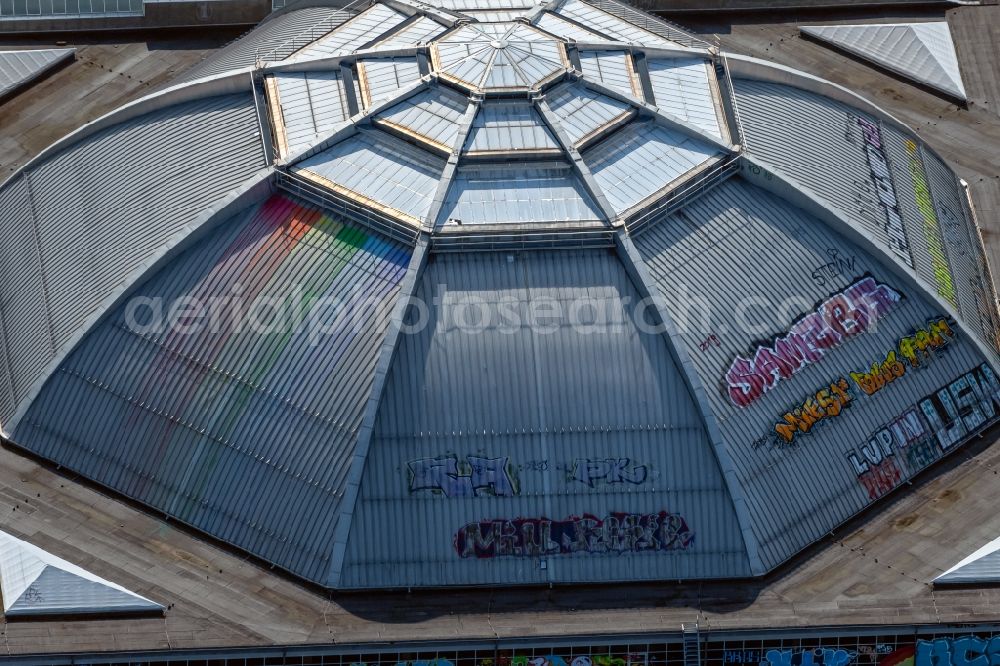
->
xmin=920 ymin=362 xmax=1000 ymax=450
xmin=395 ymin=661 xmax=454 ymax=666
xmin=725 ymin=277 xmax=903 ymax=408
xmin=764 ymin=648 xmax=854 ymax=666
xmin=811 ymin=248 xmax=858 ymax=286
xmin=904 ymin=140 xmax=957 ymax=306
xmin=898 ymin=319 xmax=955 ymax=368
xmin=453 ymin=511 xmax=693 ymax=559
xmin=850 ymin=319 xmax=955 ymax=397
xmin=571 ymin=458 xmax=648 ymax=487
xmin=774 ymin=378 xmax=853 ymax=443
xmin=856 ymin=117 xmax=912 ymax=266
xmin=851 ymin=350 xmax=906 ymax=397
xmin=725 ymin=651 xmax=763 ymax=664
xmin=507 ymin=656 xmax=646 ymax=666
xmin=408 ymin=455 xmax=518 ymax=497
xmin=913 ymin=637 xmax=1000 ymax=666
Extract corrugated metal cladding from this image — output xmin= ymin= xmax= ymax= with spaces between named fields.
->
xmin=357 ymin=58 xmax=421 ymax=109
xmin=579 ymin=50 xmax=640 ymax=99
xmin=535 ymin=11 xmax=605 ymax=42
xmin=545 ymin=83 xmax=633 ymax=147
xmin=0 ymin=49 xmax=74 ymax=99
xmin=339 ymin=249 xmax=750 ymax=588
xmin=14 ymin=194 xmax=413 ymax=584
xmin=272 ymin=70 xmax=350 ymax=156
xmin=583 ymin=120 xmax=720 ymax=215
xmin=293 ymin=4 xmax=408 ymax=61
xmin=0 ymin=92 xmax=264 ymax=428
xmin=436 ymin=163 xmax=604 ymax=226
xmin=374 ymin=16 xmax=446 ymax=50
xmin=176 ymin=7 xmax=354 ymax=83
xmin=646 ymin=58 xmax=723 ymax=141
xmin=554 ymin=0 xmax=674 ymax=47
xmin=463 ymin=101 xmax=560 ymax=155
xmin=576 ymin=0 xmax=707 ymax=48
xmin=295 ymin=128 xmax=447 ymax=223
xmin=635 ymin=176 xmax=996 ymax=571
xmin=376 ymin=86 xmax=469 ymax=152
xmin=732 ymin=77 xmax=1000 ymax=355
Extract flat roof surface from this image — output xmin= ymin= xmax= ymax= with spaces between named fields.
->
xmin=2 ymin=4 xmax=1000 ymax=655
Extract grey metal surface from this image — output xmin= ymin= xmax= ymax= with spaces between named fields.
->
xmin=534 ymin=12 xmax=605 ymax=43
xmin=801 ymin=23 xmax=967 ymax=101
xmin=0 ymin=49 xmax=74 ymax=99
xmin=293 ymin=3 xmax=408 ymax=61
xmin=177 ymin=6 xmax=354 ymax=83
xmin=583 ymin=120 xmax=720 ymax=216
xmin=646 ymin=57 xmax=723 ymax=140
xmin=732 ymin=76 xmax=999 ymax=355
xmin=296 ymin=128 xmax=447 ymax=223
xmin=579 ymin=50 xmax=639 ymax=98
xmin=339 ymin=248 xmax=750 ymax=588
xmin=0 ymin=92 xmax=264 ymax=429
xmin=554 ymin=0 xmax=677 ymax=47
xmin=436 ymin=163 xmax=604 ymax=226
xmin=375 ymin=85 xmax=469 ymax=152
xmin=463 ymin=100 xmax=561 ymax=155
xmin=13 ymin=194 xmax=413 ymax=584
xmin=357 ymin=57 xmax=422 ymax=108
xmin=272 ymin=70 xmax=351 ymax=156
xmin=373 ymin=15 xmax=446 ymax=49
xmin=545 ymin=82 xmax=633 ymax=147
xmin=635 ymin=176 xmax=995 ymax=571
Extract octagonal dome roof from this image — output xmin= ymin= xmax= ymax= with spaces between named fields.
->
xmin=2 ymin=0 xmax=999 ymax=594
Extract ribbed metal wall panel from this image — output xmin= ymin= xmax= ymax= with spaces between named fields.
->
xmin=463 ymin=101 xmax=560 ymax=155
xmin=0 ymin=93 xmax=263 ymax=428
xmin=579 ymin=0 xmax=708 ymax=49
xmin=583 ymin=120 xmax=719 ymax=215
xmin=732 ymin=78 xmax=909 ymax=264
xmin=921 ymin=148 xmax=1000 ymax=351
xmin=14 ymin=194 xmax=412 ymax=584
xmin=554 ymin=0 xmax=672 ymax=47
xmin=635 ymin=177 xmax=994 ymax=571
xmin=374 ymin=16 xmax=445 ymax=49
xmin=293 ymin=4 xmax=408 ymax=61
xmin=273 ymin=70 xmax=350 ymax=156
xmin=646 ymin=58 xmax=722 ymax=140
xmin=357 ymin=57 xmax=421 ymax=108
xmin=177 ymin=7 xmax=354 ymax=83
xmin=546 ymin=83 xmax=632 ymax=146
xmin=436 ymin=163 xmax=604 ymax=226
xmin=579 ymin=50 xmax=637 ymax=98
xmin=296 ymin=129 xmax=446 ymax=223
xmin=880 ymin=122 xmax=960 ymax=310
xmin=534 ymin=12 xmax=605 ymax=42
xmin=0 ymin=0 xmax=140 ymax=19
xmin=340 ymin=249 xmax=750 ymax=588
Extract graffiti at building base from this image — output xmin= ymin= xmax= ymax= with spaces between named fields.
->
xmin=904 ymin=139 xmax=957 ymax=306
xmin=570 ymin=458 xmax=648 ymax=487
xmin=453 ymin=511 xmax=694 ymax=559
xmin=846 ymin=362 xmax=1000 ymax=499
xmin=764 ymin=649 xmax=854 ymax=666
xmin=914 ymin=637 xmax=1000 ymax=666
xmin=726 ymin=276 xmax=903 ymax=408
xmin=508 ymin=655 xmax=647 ymax=666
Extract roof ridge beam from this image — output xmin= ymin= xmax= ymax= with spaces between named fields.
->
xmin=613 ymin=228 xmax=765 ymax=575
xmin=534 ymin=95 xmax=619 ymax=225
xmin=425 ymin=98 xmax=481 ymax=230
xmin=325 ymin=233 xmax=431 ymax=588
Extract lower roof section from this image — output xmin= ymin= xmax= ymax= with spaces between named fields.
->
xmin=12 ymin=193 xmax=413 ymax=584
xmin=339 ymin=248 xmax=752 ymax=588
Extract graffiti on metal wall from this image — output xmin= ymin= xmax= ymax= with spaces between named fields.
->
xmin=846 ymin=362 xmax=1000 ymax=499
xmin=453 ymin=511 xmax=693 ymax=558
xmin=811 ymin=249 xmax=859 ymax=287
xmin=856 ymin=117 xmax=912 ymax=266
xmin=726 ymin=276 xmax=904 ymax=408
xmin=764 ymin=649 xmax=854 ymax=666
xmin=774 ymin=378 xmax=853 ymax=444
xmin=851 ymin=318 xmax=956 ymax=397
xmin=904 ymin=140 xmax=957 ymax=306
xmin=408 ymin=456 xmax=519 ymax=497
xmin=913 ymin=637 xmax=1000 ymax=666
xmin=699 ymin=332 xmax=722 ymax=352
xmin=570 ymin=458 xmax=648 ymax=487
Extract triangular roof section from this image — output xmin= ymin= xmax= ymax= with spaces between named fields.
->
xmin=0 ymin=49 xmax=75 ymax=99
xmin=801 ymin=22 xmax=967 ymax=101
xmin=935 ymin=535 xmax=1000 ymax=585
xmin=0 ymin=530 xmax=163 ymax=617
